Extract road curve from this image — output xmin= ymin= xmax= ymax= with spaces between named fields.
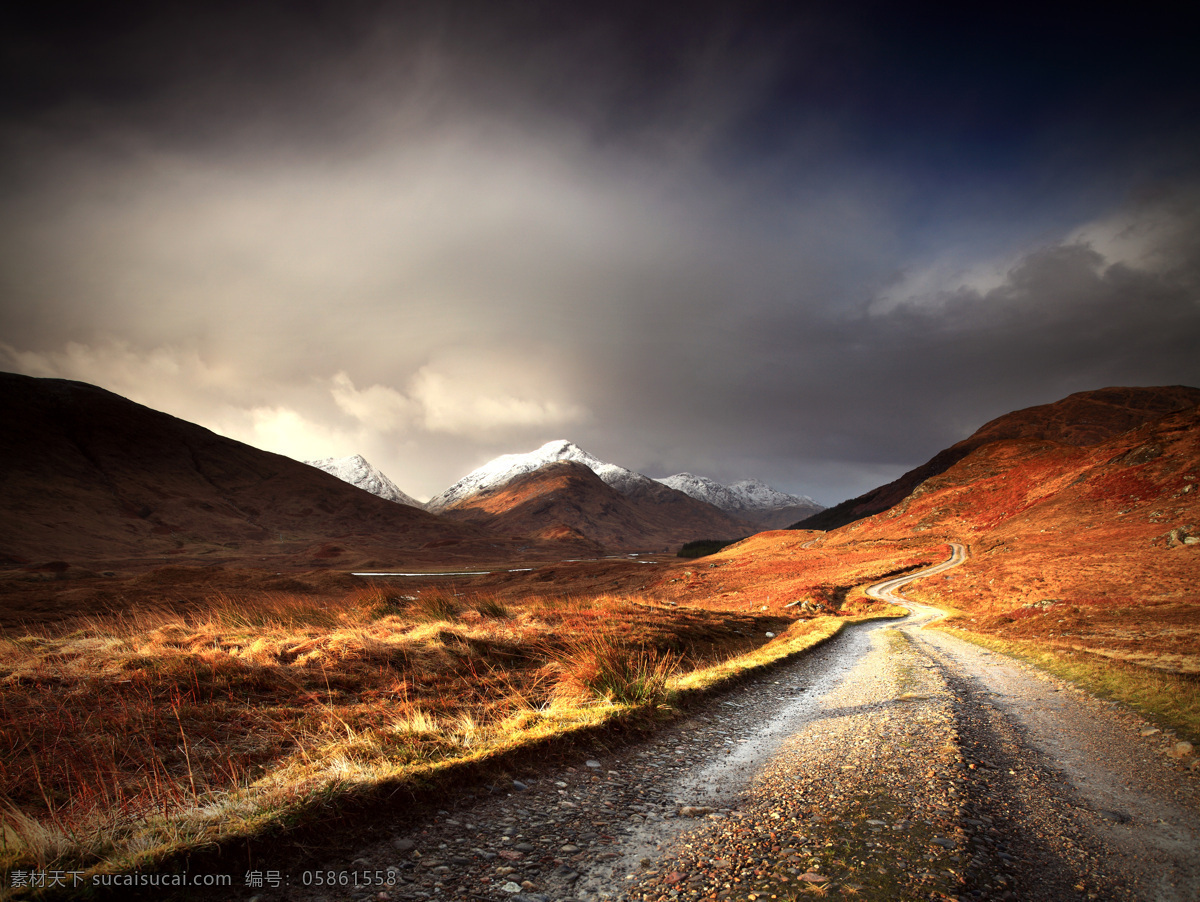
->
xmin=864 ymin=540 xmax=969 ymax=611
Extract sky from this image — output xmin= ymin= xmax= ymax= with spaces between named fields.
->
xmin=2 ymin=1 xmax=1199 ymax=505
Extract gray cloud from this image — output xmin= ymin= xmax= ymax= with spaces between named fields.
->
xmin=2 ymin=3 xmax=1198 ymax=505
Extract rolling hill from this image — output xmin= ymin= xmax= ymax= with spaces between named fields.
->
xmin=0 ymin=373 xmax=534 ymax=569
xmin=636 ymin=385 xmax=1200 ymax=674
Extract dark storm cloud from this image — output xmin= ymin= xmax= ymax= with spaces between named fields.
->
xmin=583 ymin=183 xmax=1200 ymax=498
xmin=2 ymin=2 xmax=1198 ymax=504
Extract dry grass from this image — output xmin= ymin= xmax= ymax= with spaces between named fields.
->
xmin=0 ymin=583 xmax=839 ymax=878
xmin=547 ymin=637 xmax=679 ymax=707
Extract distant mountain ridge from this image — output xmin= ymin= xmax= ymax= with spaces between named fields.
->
xmin=657 ymin=473 xmax=823 ymax=529
xmin=306 ymin=454 xmax=424 ymax=509
xmin=428 ymin=440 xmax=820 ymax=519
xmin=428 ymin=440 xmax=778 ymax=550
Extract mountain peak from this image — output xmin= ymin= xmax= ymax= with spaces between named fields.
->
xmin=537 ymin=439 xmax=581 ymax=455
xmin=426 ymin=440 xmax=651 ymax=512
xmin=427 ymin=441 xmax=824 ymax=532
xmin=434 ymin=455 xmax=749 ymax=550
xmin=728 ymin=478 xmax=819 ymax=510
xmin=305 ymin=454 xmax=423 ymax=508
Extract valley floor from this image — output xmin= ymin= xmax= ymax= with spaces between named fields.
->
xmin=160 ymin=556 xmax=1198 ymax=902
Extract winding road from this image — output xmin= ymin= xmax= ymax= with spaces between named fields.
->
xmin=863 ymin=540 xmax=969 ymax=610
xmin=217 ymin=544 xmax=1198 ymax=902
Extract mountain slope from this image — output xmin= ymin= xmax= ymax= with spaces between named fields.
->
xmin=655 ymin=473 xmax=743 ymax=511
xmin=614 ymin=386 xmax=1200 ymax=673
xmin=306 ymin=454 xmax=424 ymax=508
xmin=796 ymin=385 xmax=1200 ymax=530
xmin=831 ymin=397 xmax=1200 ymax=671
xmin=436 ymin=461 xmax=651 ymax=549
xmin=0 ymin=373 xmax=516 ymax=567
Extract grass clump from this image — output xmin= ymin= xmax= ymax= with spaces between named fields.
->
xmin=549 ymin=637 xmax=678 ymax=707
xmin=473 ymin=596 xmax=511 ymax=619
xmin=357 ymin=589 xmax=416 ymax=620
xmin=411 ymin=592 xmax=462 ymax=621
xmin=210 ymin=592 xmax=340 ymax=630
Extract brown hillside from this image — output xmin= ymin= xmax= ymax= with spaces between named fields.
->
xmin=827 ymin=396 xmax=1200 ymax=672
xmin=0 ymin=373 xmax=535 ymax=570
xmin=560 ymin=386 xmax=1200 ymax=673
xmin=437 ymin=460 xmax=753 ymax=551
xmin=797 ymin=385 xmax=1200 ymax=530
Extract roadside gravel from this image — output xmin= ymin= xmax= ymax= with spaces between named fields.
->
xmin=916 ymin=618 xmax=1200 ymax=901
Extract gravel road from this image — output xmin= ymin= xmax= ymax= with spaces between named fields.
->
xmin=233 ymin=552 xmax=1198 ymax=902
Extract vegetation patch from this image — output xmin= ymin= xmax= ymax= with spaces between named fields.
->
xmin=548 ymin=636 xmax=679 ymax=707
xmin=0 ymin=583 xmax=899 ymax=884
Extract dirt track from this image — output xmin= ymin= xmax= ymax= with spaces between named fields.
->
xmin=188 ymin=549 xmax=1197 ymax=902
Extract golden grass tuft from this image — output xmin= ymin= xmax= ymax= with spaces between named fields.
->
xmin=547 ymin=636 xmax=679 ymax=707
xmin=671 ymin=615 xmax=846 ymax=694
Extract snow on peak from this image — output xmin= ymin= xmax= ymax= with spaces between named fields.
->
xmin=728 ymin=478 xmax=819 ymax=510
xmin=428 ymin=441 xmax=824 ymax=518
xmin=657 ymin=473 xmax=820 ymax=513
xmin=426 ymin=440 xmax=655 ymax=512
xmin=656 ymin=473 xmax=743 ymax=510
xmin=306 ymin=455 xmax=424 ymax=508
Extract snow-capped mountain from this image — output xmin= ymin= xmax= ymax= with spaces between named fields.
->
xmin=426 ymin=439 xmax=658 ymax=512
xmin=426 ymin=440 xmax=825 ymax=540
xmin=730 ymin=478 xmax=820 ymax=512
xmin=657 ymin=473 xmax=819 ymax=512
xmin=430 ymin=447 xmax=753 ymax=550
xmin=657 ymin=473 xmax=824 ymax=529
xmin=306 ymin=454 xmax=424 ymax=508
xmin=654 ymin=473 xmax=743 ymax=511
